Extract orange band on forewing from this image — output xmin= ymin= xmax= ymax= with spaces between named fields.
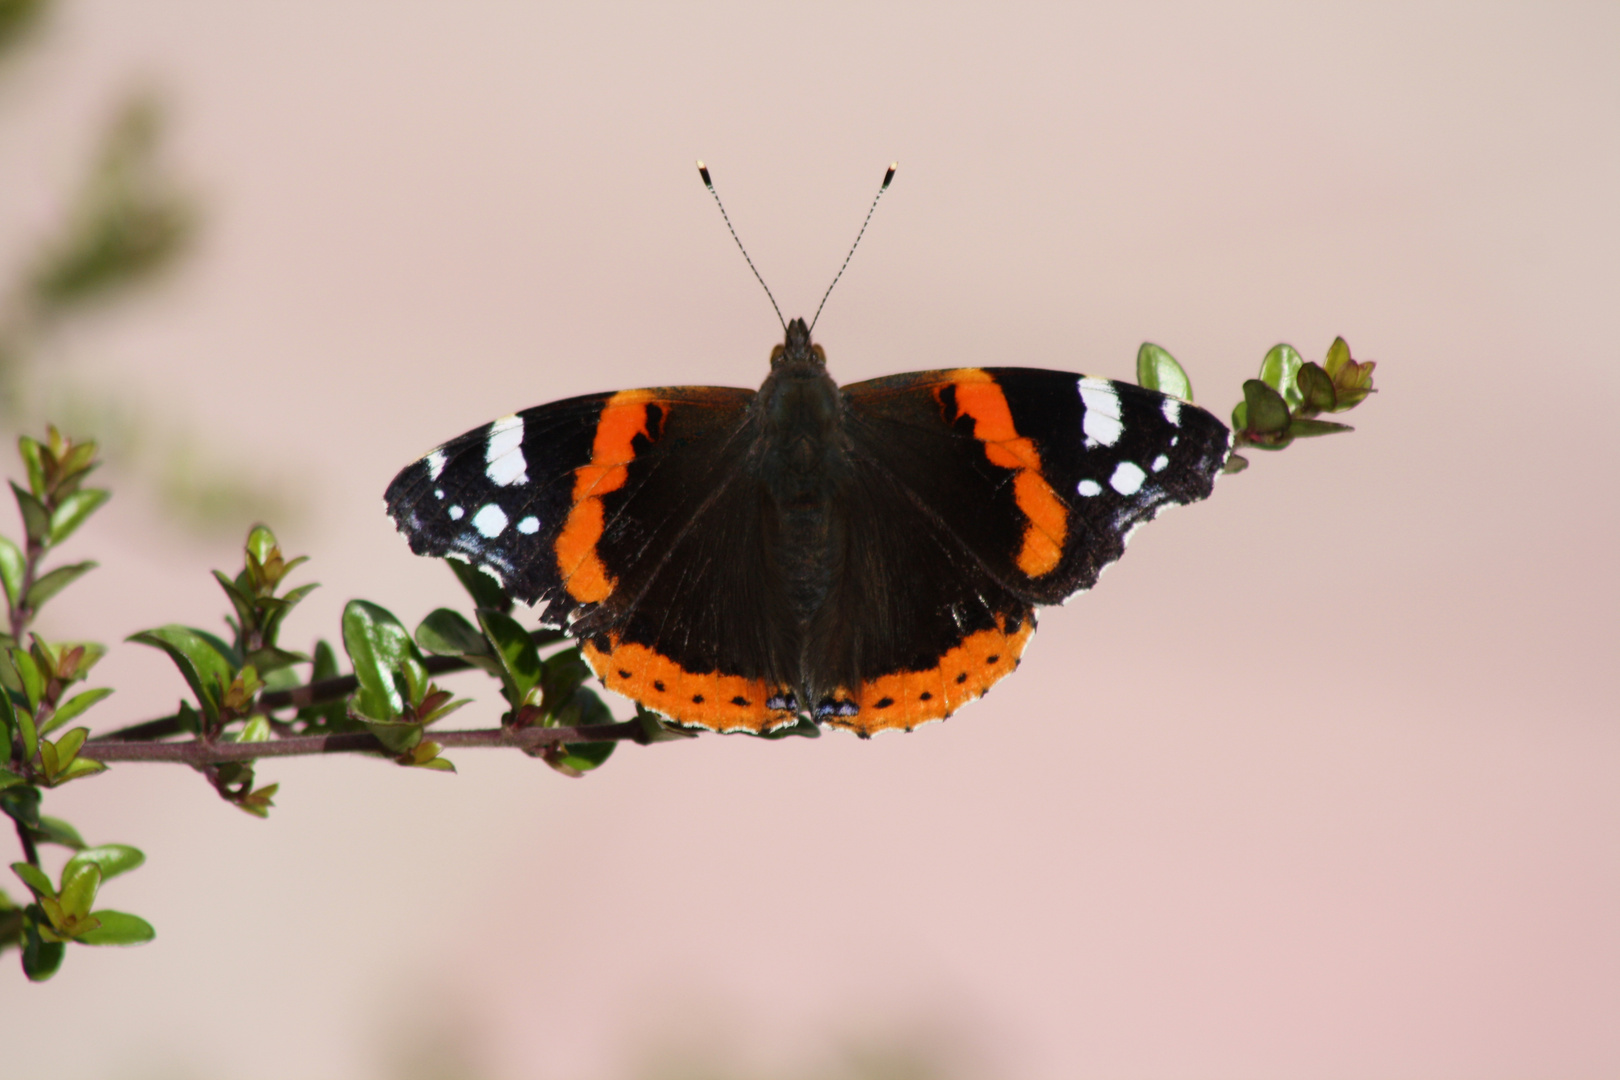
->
xmin=827 ymin=614 xmax=1036 ymax=736
xmin=556 ymin=390 xmax=656 ymax=603
xmin=582 ymin=635 xmax=797 ymax=734
xmin=948 ymin=372 xmax=1068 ymax=577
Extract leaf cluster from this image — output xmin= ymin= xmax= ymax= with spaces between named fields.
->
xmin=0 ymin=428 xmax=144 ymax=980
xmin=1225 ymin=338 xmax=1376 ymax=470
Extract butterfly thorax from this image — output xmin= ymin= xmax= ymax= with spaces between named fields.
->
xmin=755 ymin=319 xmax=848 ymax=650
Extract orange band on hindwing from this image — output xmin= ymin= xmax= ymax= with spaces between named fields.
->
xmin=945 ymin=372 xmax=1068 ymax=577
xmin=555 ymin=390 xmax=658 ymax=602
xmin=582 ymin=635 xmax=798 ymax=733
xmin=827 ymin=613 xmax=1036 ymax=736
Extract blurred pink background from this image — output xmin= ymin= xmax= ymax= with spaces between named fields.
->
xmin=2 ymin=2 xmax=1617 ymax=1077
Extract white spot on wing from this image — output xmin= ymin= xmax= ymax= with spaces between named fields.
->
xmin=517 ymin=515 xmax=540 ymax=534
xmin=1079 ymin=378 xmax=1123 ymax=447
xmin=434 ymin=488 xmax=445 ymax=500
xmin=473 ymin=503 xmax=508 ymax=538
xmin=484 ymin=415 xmax=528 ymax=487
xmin=425 ymin=449 xmax=447 ymax=480
xmin=1077 ymin=479 xmax=1103 ymax=497
xmin=1162 ymin=398 xmax=1182 ymax=427
xmin=1151 ymin=454 xmax=1169 ymax=472
xmin=448 ymin=505 xmax=465 ymax=520
xmin=1109 ymin=461 xmax=1147 ymax=495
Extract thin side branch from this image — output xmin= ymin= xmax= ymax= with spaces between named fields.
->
xmin=79 ymin=719 xmax=648 ymax=765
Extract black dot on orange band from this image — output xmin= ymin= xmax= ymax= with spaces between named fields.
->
xmin=986 ymin=655 xmax=1000 ymax=663
xmin=653 ymin=680 xmax=665 ymax=692
xmin=875 ymin=697 xmax=895 ymax=709
xmin=692 ymin=694 xmax=704 ymax=703
xmin=730 ymin=696 xmax=749 ymax=706
xmin=919 ymin=691 xmax=933 ymax=700
xmin=956 ymin=673 xmax=968 ymax=684
xmin=617 ymin=669 xmax=631 ymax=678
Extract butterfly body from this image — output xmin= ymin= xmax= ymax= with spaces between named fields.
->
xmin=386 ymin=317 xmax=1230 ymax=736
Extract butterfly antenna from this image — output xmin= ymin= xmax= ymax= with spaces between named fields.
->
xmin=697 ymin=161 xmax=787 ymax=333
xmin=810 ymin=162 xmax=896 ymax=333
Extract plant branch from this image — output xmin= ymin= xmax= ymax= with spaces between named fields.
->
xmin=79 ymin=719 xmax=649 ymax=765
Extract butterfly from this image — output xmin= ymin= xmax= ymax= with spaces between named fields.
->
xmin=385 ymin=314 xmax=1230 ymax=737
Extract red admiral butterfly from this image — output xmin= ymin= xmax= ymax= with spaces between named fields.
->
xmin=386 ymin=167 xmax=1231 ymax=736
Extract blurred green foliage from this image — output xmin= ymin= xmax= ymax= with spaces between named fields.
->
xmin=0 ymin=0 xmax=292 ymax=530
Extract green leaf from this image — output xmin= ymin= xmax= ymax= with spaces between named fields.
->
xmin=237 ymin=715 xmax=272 ymax=743
xmin=11 ymin=647 xmax=43 ymax=714
xmin=23 ymin=563 xmax=90 ymax=621
xmin=76 ymin=910 xmax=154 ymax=946
xmin=0 ymin=783 xmax=41 ymax=828
xmin=1286 ymin=418 xmax=1354 ymax=438
xmin=0 ymin=684 xmax=12 ymax=750
xmin=415 ymin=608 xmax=489 ymax=657
xmin=17 ymin=437 xmax=46 ymax=499
xmin=1240 ymin=379 xmax=1292 ymax=436
xmin=47 ymin=488 xmax=109 ymax=545
xmin=341 ymin=600 xmax=423 ymax=722
xmin=189 ymin=626 xmax=242 ymax=669
xmin=127 ymin=625 xmax=235 ymax=722
xmin=212 ymin=568 xmax=257 ymax=632
xmin=59 ymin=440 xmax=98 ymax=482
xmin=541 ymin=646 xmax=592 ymax=712
xmin=1135 ymin=342 xmax=1194 ymax=401
xmin=56 ymin=640 xmax=106 ymax=678
xmin=477 ymin=609 xmax=544 ymax=706
xmin=243 ymin=645 xmax=308 ymax=676
xmin=546 ymin=740 xmax=616 ymax=776
xmin=236 ymin=782 xmax=277 ymax=818
xmin=11 ymin=862 xmax=54 ymax=900
xmin=448 ymin=557 xmax=512 ymax=614
xmin=10 ymin=482 xmax=50 ymax=546
xmin=53 ymin=726 xmax=87 ymax=766
xmin=31 ymin=816 xmax=85 ymax=849
xmin=0 ymin=768 xmax=23 ymax=792
xmin=0 ymin=535 xmax=24 ymax=610
xmin=358 ymin=714 xmax=423 ymax=754
xmin=245 ymin=525 xmax=278 ymax=567
xmin=40 ymin=687 xmax=113 ymax=736
xmin=544 ymin=687 xmax=618 ymax=772
xmin=1258 ymin=344 xmax=1305 ymax=411
xmin=1322 ymin=335 xmax=1352 ymax=377
xmin=57 ymin=861 xmax=100 ymax=920
xmin=47 ymin=757 xmax=106 ymax=786
xmin=64 ymin=844 xmax=144 ymax=882
xmin=311 ymin=638 xmax=338 ymax=681
xmin=22 ymin=919 xmax=65 ymax=979
xmin=1296 ymin=362 xmax=1337 ymax=413
xmin=261 ymin=582 xmax=319 ymax=643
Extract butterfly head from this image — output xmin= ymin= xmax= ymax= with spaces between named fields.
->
xmin=770 ymin=317 xmax=827 ymax=374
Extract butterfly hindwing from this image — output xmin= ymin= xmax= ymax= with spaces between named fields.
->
xmin=807 ymin=447 xmax=1039 ymax=735
xmin=841 ymin=368 xmax=1231 ymax=605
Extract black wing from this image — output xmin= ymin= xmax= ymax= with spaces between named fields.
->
xmin=841 ymin=367 xmax=1230 ymax=605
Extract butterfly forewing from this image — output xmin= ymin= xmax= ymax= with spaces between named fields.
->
xmin=384 ymin=386 xmax=757 ymax=624
xmin=841 ymin=368 xmax=1230 ymax=604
